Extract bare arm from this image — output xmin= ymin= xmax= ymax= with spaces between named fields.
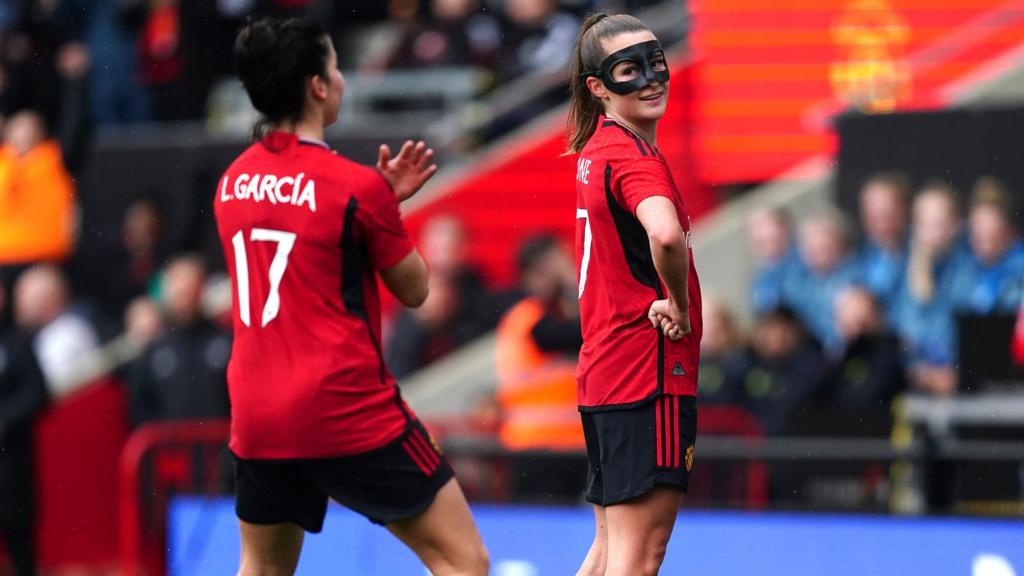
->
xmin=636 ymin=195 xmax=690 ymax=338
xmin=380 ymin=250 xmax=430 ymax=308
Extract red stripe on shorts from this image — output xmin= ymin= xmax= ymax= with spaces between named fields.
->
xmin=672 ymin=395 xmax=680 ymax=468
xmin=410 ymin=429 xmax=440 ymax=470
xmin=655 ymin=396 xmax=664 ymax=467
xmin=402 ymin=439 xmax=433 ymax=476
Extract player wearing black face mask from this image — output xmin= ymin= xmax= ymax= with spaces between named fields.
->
xmin=581 ymin=39 xmax=670 ymax=96
xmin=567 ymin=12 xmax=702 ymax=576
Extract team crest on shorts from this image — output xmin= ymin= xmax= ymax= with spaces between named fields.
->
xmin=685 ymin=445 xmax=695 ymax=471
xmin=427 ymin=431 xmax=443 ymax=454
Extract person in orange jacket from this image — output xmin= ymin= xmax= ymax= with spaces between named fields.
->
xmin=496 ymin=234 xmax=584 ymax=452
xmin=0 ymin=110 xmax=77 ymax=267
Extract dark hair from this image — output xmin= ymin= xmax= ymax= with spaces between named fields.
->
xmin=566 ymin=13 xmax=651 ymax=154
xmin=517 ymin=234 xmax=562 ymax=275
xmin=233 ymin=18 xmax=331 ymax=138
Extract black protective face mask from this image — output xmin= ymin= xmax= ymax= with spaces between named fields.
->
xmin=582 ymin=39 xmax=669 ymax=96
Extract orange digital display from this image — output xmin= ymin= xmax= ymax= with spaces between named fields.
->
xmin=689 ymin=0 xmax=1024 ymax=184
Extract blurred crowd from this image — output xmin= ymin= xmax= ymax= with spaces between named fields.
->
xmin=0 ymin=0 xmax=662 ymax=131
xmin=698 ymin=173 xmax=1024 ymax=435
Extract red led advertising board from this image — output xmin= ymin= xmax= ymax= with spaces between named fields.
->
xmin=689 ymin=0 xmax=1024 ymax=184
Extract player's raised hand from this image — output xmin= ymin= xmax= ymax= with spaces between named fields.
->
xmin=377 ymin=140 xmax=438 ymax=202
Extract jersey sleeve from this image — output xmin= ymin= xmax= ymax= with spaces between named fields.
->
xmin=613 ymin=156 xmax=677 ymax=216
xmin=355 ymin=171 xmax=415 ymax=271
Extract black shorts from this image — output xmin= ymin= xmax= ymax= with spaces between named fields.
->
xmin=581 ymin=395 xmax=697 ymax=506
xmin=233 ymin=420 xmax=454 ymax=532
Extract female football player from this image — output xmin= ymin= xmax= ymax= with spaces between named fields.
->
xmin=568 ymin=13 xmax=702 ymax=576
xmin=217 ymin=18 xmax=487 ymax=575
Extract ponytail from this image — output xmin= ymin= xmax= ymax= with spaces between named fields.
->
xmin=565 ymin=13 xmax=652 ymax=154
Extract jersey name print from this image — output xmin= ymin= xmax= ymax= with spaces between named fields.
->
xmin=215 ymin=131 xmax=415 ymax=460
xmin=219 ymin=171 xmax=318 ymax=212
xmin=574 ymin=116 xmax=703 ymax=409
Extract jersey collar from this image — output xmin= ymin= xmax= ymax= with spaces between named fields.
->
xmin=600 ymin=115 xmax=660 ymax=156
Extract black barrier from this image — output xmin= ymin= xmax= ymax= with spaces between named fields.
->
xmin=835 ymin=106 xmax=1024 ymax=227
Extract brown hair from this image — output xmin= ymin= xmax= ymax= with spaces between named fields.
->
xmin=862 ymin=171 xmax=912 ymax=204
xmin=565 ymin=13 xmax=652 ymax=154
xmin=970 ymin=175 xmax=1013 ymax=215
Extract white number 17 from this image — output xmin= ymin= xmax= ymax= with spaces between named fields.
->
xmin=231 ymin=228 xmax=296 ymax=328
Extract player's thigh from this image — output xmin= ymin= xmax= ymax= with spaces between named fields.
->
xmin=238 ymin=520 xmax=304 ymax=576
xmin=604 ymin=486 xmax=683 ymax=575
xmin=387 ymin=477 xmax=488 ymax=575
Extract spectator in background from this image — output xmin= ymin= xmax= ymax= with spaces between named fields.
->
xmin=497 ymin=0 xmax=578 ymax=81
xmin=98 ymin=197 xmax=168 ymax=321
xmin=817 ymin=286 xmax=905 ymax=411
xmin=734 ymin=306 xmax=826 ymax=435
xmin=137 ymin=0 xmax=184 ymax=121
xmin=495 ymin=234 xmax=582 ymax=452
xmin=385 ymin=214 xmax=502 ymax=377
xmin=381 ymin=0 xmax=501 ymax=70
xmin=124 ymin=295 xmax=165 ymax=348
xmin=0 ymin=110 xmax=76 ymax=268
xmin=495 ymin=234 xmax=582 ymax=500
xmin=13 ymin=264 xmax=98 ymax=398
xmin=697 ymin=295 xmax=745 ymax=405
xmin=746 ymin=207 xmax=798 ymax=316
xmin=127 ymin=255 xmax=230 ymax=426
xmin=895 ymin=181 xmax=969 ymax=396
xmin=950 ymin=176 xmax=1024 ymax=314
xmin=857 ymin=172 xmax=910 ymax=312
xmin=0 ymin=0 xmax=92 ymax=170
xmin=86 ymin=0 xmax=151 ymax=125
xmin=784 ymin=211 xmax=861 ymax=354
xmin=0 ymin=282 xmax=48 ymax=576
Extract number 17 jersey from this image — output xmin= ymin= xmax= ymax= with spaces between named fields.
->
xmin=215 ymin=131 xmax=415 ymax=460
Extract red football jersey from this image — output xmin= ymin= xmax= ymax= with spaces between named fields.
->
xmin=215 ymin=131 xmax=415 ymax=459
xmin=574 ymin=116 xmax=702 ymax=409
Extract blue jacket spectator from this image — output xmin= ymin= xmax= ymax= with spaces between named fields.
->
xmin=856 ymin=172 xmax=912 ymax=312
xmin=950 ymin=177 xmax=1024 ymax=314
xmin=746 ymin=207 xmax=800 ymax=315
xmin=895 ymin=181 xmax=968 ymax=396
xmin=858 ymin=240 xmax=907 ymax=314
xmin=784 ymin=212 xmax=861 ymax=354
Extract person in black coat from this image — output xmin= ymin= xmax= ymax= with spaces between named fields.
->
xmin=127 ymin=255 xmax=230 ymax=426
xmin=819 ymin=287 xmax=906 ymax=412
xmin=0 ymin=282 xmax=49 ymax=576
xmin=733 ymin=307 xmax=827 ymax=435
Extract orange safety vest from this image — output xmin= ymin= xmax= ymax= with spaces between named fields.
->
xmin=0 ymin=140 xmax=76 ymax=264
xmin=495 ymin=297 xmax=584 ymax=451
